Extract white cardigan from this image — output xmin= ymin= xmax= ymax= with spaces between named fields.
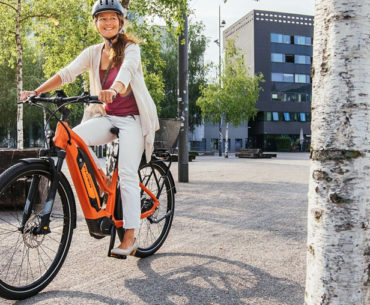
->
xmin=57 ymin=42 xmax=159 ymax=162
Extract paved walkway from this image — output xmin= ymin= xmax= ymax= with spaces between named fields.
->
xmin=5 ymin=152 xmax=310 ymax=305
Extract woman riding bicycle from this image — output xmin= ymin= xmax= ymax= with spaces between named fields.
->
xmin=21 ymin=0 xmax=159 ymax=257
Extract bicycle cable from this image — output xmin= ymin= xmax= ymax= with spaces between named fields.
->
xmin=20 ymin=93 xmax=101 ymax=148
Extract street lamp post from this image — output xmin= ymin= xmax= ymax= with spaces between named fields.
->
xmin=178 ymin=2 xmax=189 ymax=182
xmin=215 ymin=5 xmax=225 ymax=157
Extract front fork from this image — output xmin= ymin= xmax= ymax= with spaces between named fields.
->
xmin=20 ymin=149 xmax=66 ymax=235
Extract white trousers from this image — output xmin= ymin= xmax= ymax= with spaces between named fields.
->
xmin=73 ymin=115 xmax=144 ymax=229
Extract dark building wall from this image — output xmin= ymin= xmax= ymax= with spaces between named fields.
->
xmin=222 ymin=10 xmax=314 ymax=151
xmin=248 ymin=11 xmax=313 ymax=150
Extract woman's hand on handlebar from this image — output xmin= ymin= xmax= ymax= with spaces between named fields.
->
xmin=21 ymin=90 xmax=38 ymax=101
xmin=98 ymin=89 xmax=116 ymax=104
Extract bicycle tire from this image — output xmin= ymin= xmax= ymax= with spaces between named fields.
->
xmin=135 ymin=161 xmax=175 ymax=258
xmin=0 ymin=162 xmax=75 ymax=300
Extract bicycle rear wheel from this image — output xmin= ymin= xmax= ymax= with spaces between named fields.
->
xmin=0 ymin=162 xmax=75 ymax=300
xmin=135 ymin=161 xmax=175 ymax=258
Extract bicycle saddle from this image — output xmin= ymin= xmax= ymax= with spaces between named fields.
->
xmin=110 ymin=127 xmax=119 ymax=137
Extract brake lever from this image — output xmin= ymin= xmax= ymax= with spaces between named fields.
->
xmin=18 ymin=94 xmax=37 ymax=105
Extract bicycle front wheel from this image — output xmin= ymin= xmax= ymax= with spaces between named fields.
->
xmin=0 ymin=162 xmax=75 ymax=300
xmin=135 ymin=161 xmax=175 ymax=258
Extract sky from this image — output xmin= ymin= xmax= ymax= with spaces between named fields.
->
xmin=189 ymin=0 xmax=315 ymax=65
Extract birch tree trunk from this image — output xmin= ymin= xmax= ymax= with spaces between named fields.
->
xmin=7 ymin=123 xmax=11 ymax=148
xmin=16 ymin=0 xmax=23 ymax=150
xmin=305 ymin=0 xmax=370 ymax=304
xmin=224 ymin=121 xmax=229 ymax=158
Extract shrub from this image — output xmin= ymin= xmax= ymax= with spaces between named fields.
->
xmin=275 ymin=136 xmax=292 ymax=152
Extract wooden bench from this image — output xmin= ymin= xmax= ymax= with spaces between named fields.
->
xmin=236 ymin=148 xmax=277 ymax=159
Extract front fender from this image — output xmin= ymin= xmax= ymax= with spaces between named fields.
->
xmin=19 ymin=158 xmax=77 ymax=229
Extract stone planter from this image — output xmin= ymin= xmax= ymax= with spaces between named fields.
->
xmin=0 ymin=148 xmax=40 ymax=209
xmin=0 ymin=148 xmax=40 ymax=174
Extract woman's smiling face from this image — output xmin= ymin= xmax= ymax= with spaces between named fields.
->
xmin=96 ymin=11 xmax=121 ymax=38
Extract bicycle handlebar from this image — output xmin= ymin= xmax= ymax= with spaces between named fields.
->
xmin=22 ymin=93 xmax=102 ymax=105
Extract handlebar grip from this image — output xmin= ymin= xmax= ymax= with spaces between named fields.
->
xmin=89 ymin=95 xmax=99 ymax=101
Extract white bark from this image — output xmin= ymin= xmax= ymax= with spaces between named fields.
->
xmin=224 ymin=121 xmax=229 ymax=158
xmin=16 ymin=0 xmax=23 ymax=150
xmin=305 ymin=1 xmax=370 ymax=304
xmin=7 ymin=123 xmax=11 ymax=148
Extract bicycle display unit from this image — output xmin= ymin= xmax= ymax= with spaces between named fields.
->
xmin=0 ymin=90 xmax=176 ymax=300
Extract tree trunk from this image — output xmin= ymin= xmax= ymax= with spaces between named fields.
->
xmin=7 ymin=122 xmax=11 ymax=148
xmin=305 ymin=1 xmax=370 ymax=304
xmin=224 ymin=121 xmax=229 ymax=158
xmin=218 ymin=115 xmax=223 ymax=156
xmin=16 ymin=0 xmax=23 ymax=150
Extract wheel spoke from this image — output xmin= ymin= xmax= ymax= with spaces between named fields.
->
xmin=0 ymin=164 xmax=73 ymax=298
xmin=135 ymin=163 xmax=174 ymax=257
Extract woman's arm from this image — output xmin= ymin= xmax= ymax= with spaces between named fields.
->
xmin=112 ymin=43 xmax=141 ymax=95
xmin=36 ymin=74 xmax=62 ymax=94
xmin=21 ymin=74 xmax=62 ymax=101
xmin=21 ymin=46 xmax=92 ymax=101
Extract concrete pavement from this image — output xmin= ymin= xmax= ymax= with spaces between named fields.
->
xmin=4 ymin=152 xmax=310 ymax=305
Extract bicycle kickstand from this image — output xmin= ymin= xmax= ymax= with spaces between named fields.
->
xmin=108 ymin=225 xmax=127 ymax=259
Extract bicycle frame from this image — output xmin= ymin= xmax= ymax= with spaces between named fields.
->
xmin=52 ymin=120 xmax=159 ymax=232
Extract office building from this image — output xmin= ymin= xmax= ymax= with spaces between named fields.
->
xmin=223 ymin=10 xmax=313 ymax=151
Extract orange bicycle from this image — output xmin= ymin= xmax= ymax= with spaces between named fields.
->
xmin=0 ymin=90 xmax=176 ymax=300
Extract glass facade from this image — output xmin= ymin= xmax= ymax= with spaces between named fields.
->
xmin=294 ymin=35 xmax=312 ymax=45
xmin=272 ymin=73 xmax=310 ymax=83
xmin=295 ymin=74 xmax=311 ymax=83
xmin=271 ymin=33 xmax=312 ymax=46
xmin=271 ymin=53 xmax=311 ymax=65
xmin=271 ymin=53 xmax=284 ymax=62
xmin=272 ymin=92 xmax=311 ymax=103
xmin=247 ymin=19 xmax=313 ymax=151
xmin=271 ymin=33 xmax=291 ymax=44
xmin=264 ymin=111 xmax=311 ymax=122
xmin=295 ymin=54 xmax=311 ymax=64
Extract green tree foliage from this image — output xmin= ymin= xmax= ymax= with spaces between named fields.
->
xmin=197 ymin=39 xmax=263 ymax=126
xmin=0 ymin=0 xmax=192 ymax=146
xmin=197 ymin=39 xmax=263 ymax=156
xmin=159 ymin=21 xmax=207 ymax=130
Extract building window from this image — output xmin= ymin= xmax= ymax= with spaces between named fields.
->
xmin=298 ymin=93 xmax=309 ymax=102
xmin=271 ymin=33 xmax=312 ymax=45
xmin=264 ymin=112 xmax=311 ymax=122
xmin=272 ymin=52 xmax=312 ymax=65
xmin=272 ymin=72 xmax=294 ymax=82
xmin=291 ymin=113 xmax=299 ymax=121
xmin=271 ymin=53 xmax=284 ymax=62
xmin=295 ymin=54 xmax=311 ymax=64
xmin=300 ymin=113 xmax=306 ymax=122
xmin=272 ymin=93 xmax=280 ymax=101
xmin=265 ymin=112 xmax=272 ymax=121
xmin=235 ymin=139 xmax=243 ymax=152
xmin=272 ymin=92 xmax=311 ymax=103
xmin=295 ymin=74 xmax=311 ymax=83
xmin=271 ymin=33 xmax=290 ymax=44
xmin=285 ymin=54 xmax=294 ymax=63
xmin=294 ymin=35 xmax=312 ymax=45
xmin=211 ymin=138 xmax=219 ymax=150
xmin=272 ymin=73 xmax=310 ymax=83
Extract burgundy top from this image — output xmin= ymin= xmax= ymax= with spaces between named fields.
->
xmin=99 ymin=63 xmax=139 ymax=116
